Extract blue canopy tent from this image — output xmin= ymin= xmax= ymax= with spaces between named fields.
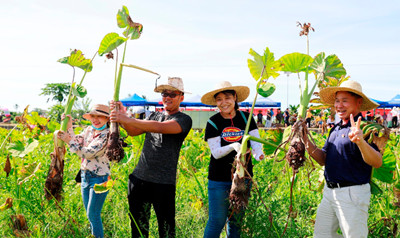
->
xmin=386 ymin=94 xmax=400 ymax=107
xmin=370 ymin=98 xmax=388 ymax=108
xmin=239 ymin=97 xmax=281 ymax=108
xmin=180 ymin=95 xmax=214 ymax=107
xmin=120 ymin=93 xmax=148 ymax=106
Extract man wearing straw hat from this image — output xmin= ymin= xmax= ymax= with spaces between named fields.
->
xmin=303 ymin=80 xmax=382 ymax=238
xmin=110 ymin=77 xmax=192 ymax=238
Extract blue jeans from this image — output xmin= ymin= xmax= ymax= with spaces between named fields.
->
xmin=204 ymin=180 xmax=249 ymax=238
xmin=81 ymin=170 xmax=109 ymax=238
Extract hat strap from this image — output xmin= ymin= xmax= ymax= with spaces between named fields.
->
xmin=95 ymin=109 xmax=109 ymax=115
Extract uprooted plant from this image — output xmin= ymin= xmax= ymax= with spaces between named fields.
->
xmin=44 ymin=49 xmax=94 ymax=201
xmin=98 ymin=5 xmax=142 ymax=162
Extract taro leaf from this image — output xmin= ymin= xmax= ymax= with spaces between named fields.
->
xmin=279 ymin=52 xmax=313 ymax=73
xmin=98 ymin=33 xmax=127 ymax=56
xmin=58 ymin=49 xmax=93 ymax=72
xmin=257 ymin=82 xmax=276 ymax=98
xmin=47 ymin=121 xmax=60 ymax=133
xmin=18 ymin=162 xmax=41 ymax=185
xmin=123 ymin=23 xmax=143 ymax=40
xmin=310 ymin=52 xmax=346 ymax=81
xmin=261 ymin=128 xmax=283 ymax=155
xmin=117 ymin=6 xmax=130 ymax=28
xmin=0 ymin=198 xmax=13 ymax=211
xmin=94 ymin=177 xmax=115 ymax=194
xmin=71 ymin=82 xmax=87 ymax=98
xmin=373 ymin=145 xmax=396 ymax=184
xmin=4 ymin=154 xmax=11 ymax=177
xmin=247 ymin=47 xmax=282 ymax=81
xmin=25 ymin=111 xmax=48 ymax=127
xmin=370 ymin=179 xmax=383 ymax=195
xmin=7 ymin=140 xmax=39 ymax=158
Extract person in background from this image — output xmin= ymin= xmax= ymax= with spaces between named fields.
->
xmin=201 ymin=81 xmax=264 ymax=238
xmin=306 ymin=109 xmax=313 ymax=127
xmin=256 ymin=110 xmax=263 ymax=127
xmin=386 ymin=109 xmax=393 ymax=128
xmin=382 ymin=111 xmax=387 ymax=127
xmin=392 ymin=107 xmax=398 ymax=128
xmin=57 ymin=104 xmax=111 ymax=238
xmin=275 ymin=108 xmax=283 ymax=125
xmin=303 ymin=80 xmax=381 ymax=238
xmin=110 ymin=77 xmax=192 ymax=238
xmin=283 ymin=108 xmax=290 ymax=127
xmin=266 ymin=109 xmax=272 ymax=128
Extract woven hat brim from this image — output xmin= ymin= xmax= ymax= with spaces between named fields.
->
xmin=154 ymin=85 xmax=191 ymax=94
xmin=319 ymin=86 xmax=379 ymax=111
xmin=83 ymin=111 xmax=110 ymax=120
xmin=201 ymin=86 xmax=250 ymax=106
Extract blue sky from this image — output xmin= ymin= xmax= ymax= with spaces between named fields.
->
xmin=1 ymin=0 xmax=399 ymax=112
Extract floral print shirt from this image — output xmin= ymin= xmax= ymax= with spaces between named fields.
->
xmin=67 ymin=126 xmax=110 ymax=176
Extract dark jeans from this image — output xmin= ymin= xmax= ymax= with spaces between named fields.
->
xmin=306 ymin=118 xmax=311 ymax=127
xmin=128 ymin=174 xmax=176 ymax=238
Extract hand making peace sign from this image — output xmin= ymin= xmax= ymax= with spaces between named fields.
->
xmin=348 ymin=114 xmax=363 ymax=145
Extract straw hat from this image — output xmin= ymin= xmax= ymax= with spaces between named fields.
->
xmin=154 ymin=77 xmax=190 ymax=94
xmin=319 ymin=80 xmax=379 ymax=111
xmin=201 ymin=81 xmax=250 ymax=106
xmin=83 ymin=104 xmax=110 ymax=120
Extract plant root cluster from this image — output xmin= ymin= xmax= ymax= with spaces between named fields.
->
xmin=229 ymin=154 xmax=251 ymax=213
xmin=44 ymin=141 xmax=65 ymax=201
xmin=106 ymin=123 xmax=126 ymax=162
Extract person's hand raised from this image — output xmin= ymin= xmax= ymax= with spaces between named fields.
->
xmin=348 ymin=114 xmax=363 ymax=145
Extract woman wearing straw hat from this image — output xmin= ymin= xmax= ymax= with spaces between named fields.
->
xmin=201 ymin=81 xmax=264 ymax=237
xmin=58 ymin=104 xmax=111 ymax=238
xmin=302 ymin=80 xmax=382 ymax=238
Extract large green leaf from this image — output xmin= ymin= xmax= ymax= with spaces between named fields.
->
xmin=57 ymin=50 xmax=93 ymax=72
xmin=257 ymin=82 xmax=276 ymax=98
xmin=18 ymin=162 xmax=41 ymax=185
xmin=247 ymin=47 xmax=281 ymax=81
xmin=260 ymin=129 xmax=283 ymax=155
xmin=25 ymin=111 xmax=48 ymax=127
xmin=310 ymin=52 xmax=346 ymax=81
xmin=7 ymin=140 xmax=39 ymax=158
xmin=94 ymin=177 xmax=115 ymax=193
xmin=373 ymin=144 xmax=396 ymax=183
xmin=117 ymin=6 xmax=130 ymax=28
xmin=71 ymin=82 xmax=87 ymax=98
xmin=279 ymin=52 xmax=313 ymax=73
xmin=98 ymin=33 xmax=127 ymax=56
xmin=370 ymin=179 xmax=383 ymax=195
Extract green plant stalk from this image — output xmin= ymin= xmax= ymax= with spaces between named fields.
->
xmin=59 ymin=52 xmax=97 ymax=142
xmin=113 ymin=41 xmax=128 ymax=101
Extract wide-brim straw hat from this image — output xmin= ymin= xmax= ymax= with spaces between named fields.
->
xmin=201 ymin=81 xmax=250 ymax=106
xmin=83 ymin=104 xmax=110 ymax=120
xmin=154 ymin=77 xmax=190 ymax=94
xmin=319 ymin=80 xmax=379 ymax=111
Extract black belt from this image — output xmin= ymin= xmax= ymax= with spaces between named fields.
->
xmin=326 ymin=181 xmax=357 ymax=189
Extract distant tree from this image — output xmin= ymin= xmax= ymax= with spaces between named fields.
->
xmin=48 ymin=104 xmax=64 ymax=122
xmin=73 ymin=97 xmax=92 ymax=119
xmin=40 ymin=83 xmax=71 ymax=104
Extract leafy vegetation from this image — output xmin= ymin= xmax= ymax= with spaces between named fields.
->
xmin=0 ymin=121 xmax=399 ymax=237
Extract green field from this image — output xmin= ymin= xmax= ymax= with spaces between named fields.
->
xmin=0 ymin=124 xmax=399 ymax=238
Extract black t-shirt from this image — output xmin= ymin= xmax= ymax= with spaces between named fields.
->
xmin=133 ymin=111 xmax=192 ymax=185
xmin=204 ymin=111 xmax=257 ymax=182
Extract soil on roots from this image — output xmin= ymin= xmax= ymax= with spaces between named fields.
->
xmin=106 ymin=131 xmax=125 ymax=162
xmin=44 ymin=147 xmax=65 ymax=201
xmin=229 ymin=157 xmax=251 ymax=212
